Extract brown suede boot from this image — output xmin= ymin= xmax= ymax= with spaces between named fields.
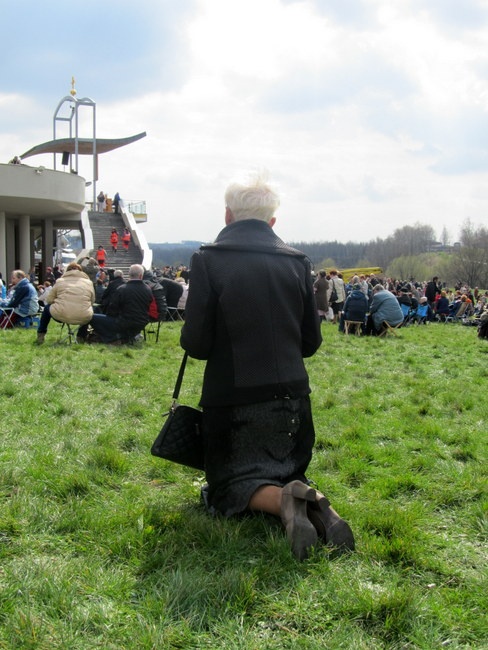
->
xmin=307 ymin=495 xmax=355 ymax=553
xmin=36 ymin=332 xmax=46 ymax=345
xmin=281 ymin=480 xmax=318 ymax=561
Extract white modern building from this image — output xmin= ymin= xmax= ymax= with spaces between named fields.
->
xmin=0 ymin=82 xmax=150 ymax=282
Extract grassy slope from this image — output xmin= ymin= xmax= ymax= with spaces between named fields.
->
xmin=0 ymin=322 xmax=486 ymax=649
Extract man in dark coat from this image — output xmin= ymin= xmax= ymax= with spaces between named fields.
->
xmin=99 ymin=269 xmax=126 ymax=315
xmin=425 ymin=276 xmax=441 ymax=307
xmin=78 ymin=264 xmax=151 ymax=343
xmin=180 ymin=172 xmax=354 ymax=560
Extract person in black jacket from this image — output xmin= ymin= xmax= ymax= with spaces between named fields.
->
xmin=338 ymin=282 xmax=368 ymax=333
xmin=159 ymin=277 xmax=183 ymax=308
xmin=425 ymin=276 xmax=441 ymax=307
xmin=180 ymin=172 xmax=355 ymax=560
xmin=98 ymin=269 xmax=125 ymax=315
xmin=78 ymin=264 xmax=151 ymax=343
xmin=143 ymin=269 xmax=168 ymax=321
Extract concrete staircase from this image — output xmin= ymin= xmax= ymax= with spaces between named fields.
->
xmin=87 ymin=211 xmax=143 ymax=277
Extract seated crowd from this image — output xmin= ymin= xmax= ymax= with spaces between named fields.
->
xmin=0 ymin=258 xmax=191 ymax=343
xmin=314 ymin=271 xmax=488 ymax=336
xmin=1 ymin=262 xmax=487 ymax=342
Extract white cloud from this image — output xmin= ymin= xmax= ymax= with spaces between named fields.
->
xmin=1 ymin=0 xmax=488 ymax=245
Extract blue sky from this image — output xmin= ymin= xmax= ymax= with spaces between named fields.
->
xmin=1 ymin=0 xmax=487 ymax=245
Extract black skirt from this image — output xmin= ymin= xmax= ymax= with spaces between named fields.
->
xmin=202 ymin=396 xmax=315 ymax=517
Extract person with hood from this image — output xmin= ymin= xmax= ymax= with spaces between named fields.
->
xmin=36 ymin=262 xmax=95 ymax=344
xmin=81 ymin=257 xmax=100 ymax=285
xmin=339 ymin=282 xmax=369 ymax=333
xmin=0 ymin=270 xmax=39 ymax=328
xmin=143 ymin=269 xmax=168 ymax=321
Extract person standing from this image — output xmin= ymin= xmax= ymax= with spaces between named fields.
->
xmin=96 ymin=245 xmax=107 ymax=268
xmin=328 ymin=269 xmax=346 ymax=325
xmin=121 ymin=228 xmax=131 ymax=252
xmin=180 ymin=172 xmax=355 ymax=560
xmin=113 ymin=192 xmax=121 ymax=214
xmin=314 ymin=270 xmax=329 ymax=322
xmin=97 ymin=191 xmax=106 ymax=212
xmin=425 ymin=276 xmax=441 ymax=308
xmin=110 ymin=228 xmax=119 ymax=254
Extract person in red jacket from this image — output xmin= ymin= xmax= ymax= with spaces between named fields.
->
xmin=121 ymin=228 xmax=131 ymax=252
xmin=110 ymin=229 xmax=119 ymax=253
xmin=96 ymin=245 xmax=107 ymax=268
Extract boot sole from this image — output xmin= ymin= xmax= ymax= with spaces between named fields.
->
xmin=282 ymin=481 xmax=318 ymax=560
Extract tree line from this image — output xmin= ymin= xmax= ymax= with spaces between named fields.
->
xmin=150 ymin=220 xmax=488 ymax=288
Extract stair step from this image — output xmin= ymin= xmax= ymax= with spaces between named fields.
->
xmin=86 ymin=211 xmax=143 ymax=277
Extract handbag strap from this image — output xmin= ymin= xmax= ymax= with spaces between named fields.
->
xmin=172 ymin=351 xmax=189 ymax=400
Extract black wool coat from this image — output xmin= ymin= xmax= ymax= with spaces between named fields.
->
xmin=180 ymin=219 xmax=322 ymax=407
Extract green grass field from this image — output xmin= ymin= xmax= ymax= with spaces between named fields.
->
xmin=0 ymin=321 xmax=486 ymax=649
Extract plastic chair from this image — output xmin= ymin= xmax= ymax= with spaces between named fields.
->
xmin=413 ymin=304 xmax=429 ymax=324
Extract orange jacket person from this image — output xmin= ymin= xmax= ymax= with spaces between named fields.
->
xmin=96 ymin=245 xmax=107 ymax=268
xmin=122 ymin=228 xmax=131 ymax=252
xmin=110 ymin=229 xmax=119 ymax=253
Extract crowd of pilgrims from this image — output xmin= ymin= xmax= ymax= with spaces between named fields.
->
xmin=2 ymin=260 xmax=487 ymax=339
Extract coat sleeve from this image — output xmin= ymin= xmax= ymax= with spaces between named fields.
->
xmin=8 ymin=283 xmax=28 ymax=308
xmin=180 ymin=252 xmax=218 ymax=359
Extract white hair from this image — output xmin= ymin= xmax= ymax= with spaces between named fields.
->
xmin=224 ymin=171 xmax=280 ymax=222
xmin=128 ymin=264 xmax=144 ymax=280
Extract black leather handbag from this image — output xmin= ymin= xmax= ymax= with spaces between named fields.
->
xmin=150 ymin=352 xmax=204 ymax=470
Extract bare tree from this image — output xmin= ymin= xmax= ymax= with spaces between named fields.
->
xmin=440 ymin=226 xmax=450 ymax=247
xmin=450 ymin=219 xmax=488 ymax=287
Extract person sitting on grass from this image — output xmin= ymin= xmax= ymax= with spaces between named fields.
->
xmin=36 ymin=262 xmax=95 ymax=345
